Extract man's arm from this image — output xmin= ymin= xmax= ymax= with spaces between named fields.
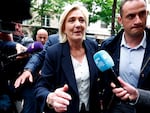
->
xmin=137 ymin=89 xmax=150 ymax=107
xmin=14 ymin=34 xmax=59 ymax=88
xmin=111 ymin=77 xmax=150 ymax=106
xmin=24 ymin=34 xmax=59 ymax=73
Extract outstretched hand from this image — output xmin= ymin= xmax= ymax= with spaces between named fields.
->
xmin=14 ymin=70 xmax=33 ymax=88
xmin=46 ymin=84 xmax=72 ymax=113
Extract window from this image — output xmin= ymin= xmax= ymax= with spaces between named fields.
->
xmin=42 ymin=15 xmax=50 ymax=26
xmin=101 ymin=21 xmax=107 ymax=28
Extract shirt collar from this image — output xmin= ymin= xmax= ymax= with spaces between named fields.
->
xmin=121 ymin=31 xmax=146 ymax=49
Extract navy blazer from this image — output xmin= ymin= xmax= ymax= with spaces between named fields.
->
xmin=35 ymin=39 xmax=101 ymax=113
xmin=100 ymin=28 xmax=150 ymax=113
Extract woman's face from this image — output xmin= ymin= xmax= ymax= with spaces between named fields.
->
xmin=64 ymin=9 xmax=86 ymax=42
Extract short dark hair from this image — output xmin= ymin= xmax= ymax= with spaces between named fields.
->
xmin=119 ymin=0 xmax=147 ymax=16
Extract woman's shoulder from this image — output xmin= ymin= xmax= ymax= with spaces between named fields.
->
xmin=46 ymin=43 xmax=61 ymax=52
xmin=86 ymin=37 xmax=98 ymax=47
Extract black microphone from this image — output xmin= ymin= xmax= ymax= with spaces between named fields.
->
xmin=93 ymin=50 xmax=121 ymax=87
xmin=8 ymin=41 xmax=43 ymax=59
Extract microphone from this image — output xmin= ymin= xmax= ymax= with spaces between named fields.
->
xmin=93 ymin=50 xmax=121 ymax=87
xmin=8 ymin=41 xmax=43 ymax=59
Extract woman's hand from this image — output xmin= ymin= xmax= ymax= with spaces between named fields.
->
xmin=46 ymin=84 xmax=72 ymax=112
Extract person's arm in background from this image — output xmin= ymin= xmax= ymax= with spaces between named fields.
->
xmin=111 ymin=77 xmax=150 ymax=107
xmin=14 ymin=34 xmax=59 ymax=88
xmin=137 ymin=89 xmax=150 ymax=106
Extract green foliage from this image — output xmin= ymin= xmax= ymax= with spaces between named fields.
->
xmin=31 ymin=0 xmax=65 ymax=24
xmin=30 ymin=0 xmax=121 ymax=34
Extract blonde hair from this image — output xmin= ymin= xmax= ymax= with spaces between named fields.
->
xmin=59 ymin=3 xmax=89 ymax=43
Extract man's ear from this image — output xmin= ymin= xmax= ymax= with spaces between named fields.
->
xmin=146 ymin=10 xmax=149 ymax=17
xmin=117 ymin=15 xmax=122 ymax=25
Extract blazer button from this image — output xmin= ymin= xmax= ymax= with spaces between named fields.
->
xmin=141 ymin=73 xmax=144 ymax=77
xmin=97 ymin=78 xmax=100 ymax=82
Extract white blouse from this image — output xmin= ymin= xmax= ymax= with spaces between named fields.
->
xmin=71 ymin=55 xmax=90 ymax=111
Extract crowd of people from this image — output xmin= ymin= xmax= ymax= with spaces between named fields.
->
xmin=0 ymin=20 xmax=49 ymax=113
xmin=1 ymin=0 xmax=150 ymax=113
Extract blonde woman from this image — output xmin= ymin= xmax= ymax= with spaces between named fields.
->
xmin=35 ymin=3 xmax=100 ymax=113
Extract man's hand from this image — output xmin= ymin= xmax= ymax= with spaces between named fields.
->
xmin=15 ymin=43 xmax=28 ymax=58
xmin=16 ymin=43 xmax=27 ymax=54
xmin=111 ymin=77 xmax=139 ymax=101
xmin=14 ymin=70 xmax=33 ymax=88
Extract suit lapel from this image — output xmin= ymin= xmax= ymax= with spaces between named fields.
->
xmin=61 ymin=43 xmax=78 ymax=95
xmin=61 ymin=40 xmax=98 ymax=95
xmin=84 ymin=40 xmax=97 ymax=89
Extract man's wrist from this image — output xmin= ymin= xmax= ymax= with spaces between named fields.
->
xmin=129 ymin=90 xmax=139 ymax=105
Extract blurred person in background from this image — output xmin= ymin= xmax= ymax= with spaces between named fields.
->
xmin=35 ymin=28 xmax=48 ymax=45
xmin=0 ymin=0 xmax=32 ymax=112
xmin=14 ymin=33 xmax=59 ymax=90
xmin=13 ymin=22 xmax=24 ymax=43
xmin=0 ymin=32 xmax=27 ymax=113
xmin=13 ymin=22 xmax=34 ymax=47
